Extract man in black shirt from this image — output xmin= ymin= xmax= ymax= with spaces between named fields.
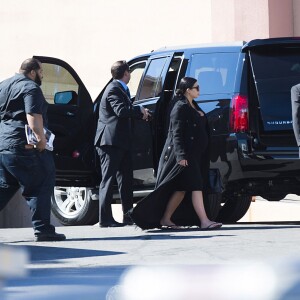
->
xmin=0 ymin=58 xmax=66 ymax=241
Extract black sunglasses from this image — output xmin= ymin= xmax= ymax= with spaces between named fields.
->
xmin=191 ymin=85 xmax=199 ymax=91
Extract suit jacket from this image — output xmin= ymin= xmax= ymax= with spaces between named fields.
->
xmin=94 ymin=80 xmax=142 ymax=150
xmin=291 ymin=83 xmax=300 ymax=146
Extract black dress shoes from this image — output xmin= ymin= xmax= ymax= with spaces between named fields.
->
xmin=100 ymin=221 xmax=125 ymax=228
xmin=34 ymin=232 xmax=66 ymax=242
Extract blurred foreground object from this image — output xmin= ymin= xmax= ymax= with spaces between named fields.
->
xmin=0 ymin=245 xmax=28 ymax=284
xmin=112 ymin=260 xmax=300 ymax=300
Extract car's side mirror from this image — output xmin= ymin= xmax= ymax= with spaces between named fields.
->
xmin=54 ymin=91 xmax=78 ymax=105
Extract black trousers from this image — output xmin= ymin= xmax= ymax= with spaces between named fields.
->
xmin=96 ymin=145 xmax=133 ymax=224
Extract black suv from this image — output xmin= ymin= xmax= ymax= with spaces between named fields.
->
xmin=36 ymin=37 xmax=300 ymax=225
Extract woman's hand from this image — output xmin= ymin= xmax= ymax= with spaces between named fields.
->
xmin=178 ymin=159 xmax=188 ymax=167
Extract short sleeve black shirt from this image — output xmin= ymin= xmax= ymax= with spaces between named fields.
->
xmin=0 ymin=73 xmax=48 ymax=151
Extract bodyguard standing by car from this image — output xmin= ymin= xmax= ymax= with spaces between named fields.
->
xmin=95 ymin=60 xmax=150 ymax=227
xmin=291 ymin=83 xmax=300 ymax=157
xmin=0 ymin=58 xmax=66 ymax=242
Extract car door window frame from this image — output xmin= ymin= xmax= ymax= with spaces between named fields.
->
xmin=127 ymin=60 xmax=147 ymax=99
xmin=135 ymin=53 xmax=175 ymax=103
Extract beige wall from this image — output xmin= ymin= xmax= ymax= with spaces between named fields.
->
xmin=1 ymin=0 xmax=300 ymax=228
xmin=293 ymin=0 xmax=300 ymax=35
xmin=211 ymin=0 xmax=295 ymax=42
xmin=0 ymin=0 xmax=212 ymax=99
xmin=1 ymin=0 xmax=299 ymax=97
xmin=269 ymin=0 xmax=293 ymax=37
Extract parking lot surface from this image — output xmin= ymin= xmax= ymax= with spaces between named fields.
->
xmin=1 ymin=219 xmax=300 ymax=299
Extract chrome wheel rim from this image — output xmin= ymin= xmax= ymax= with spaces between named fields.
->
xmin=54 ymin=187 xmax=88 ymax=216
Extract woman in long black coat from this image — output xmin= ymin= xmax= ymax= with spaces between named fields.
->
xmin=131 ymin=77 xmax=222 ymax=230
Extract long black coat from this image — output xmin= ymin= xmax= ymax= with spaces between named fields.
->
xmin=131 ymin=97 xmax=210 ymax=229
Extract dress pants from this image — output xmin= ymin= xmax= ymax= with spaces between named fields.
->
xmin=291 ymin=83 xmax=300 ymax=157
xmin=97 ymin=145 xmax=133 ymax=224
xmin=0 ymin=148 xmax=56 ymax=233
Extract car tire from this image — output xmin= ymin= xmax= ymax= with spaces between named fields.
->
xmin=260 ymin=194 xmax=286 ymax=201
xmin=216 ymin=194 xmax=252 ymax=223
xmin=204 ymin=193 xmax=222 ymax=221
xmin=51 ymin=187 xmax=99 ymax=225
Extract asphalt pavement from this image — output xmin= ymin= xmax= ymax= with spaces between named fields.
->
xmin=1 ymin=221 xmax=300 ymax=300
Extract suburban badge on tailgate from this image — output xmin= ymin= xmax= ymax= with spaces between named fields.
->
xmin=267 ymin=120 xmax=293 ymax=125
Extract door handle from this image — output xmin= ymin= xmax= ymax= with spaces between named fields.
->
xmin=66 ymin=112 xmax=75 ymax=116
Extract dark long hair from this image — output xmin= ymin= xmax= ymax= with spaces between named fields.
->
xmin=175 ymin=77 xmax=197 ymax=98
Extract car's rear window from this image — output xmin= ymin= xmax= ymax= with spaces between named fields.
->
xmin=250 ymin=47 xmax=300 ymax=131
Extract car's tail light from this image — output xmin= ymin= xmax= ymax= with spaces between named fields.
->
xmin=72 ymin=150 xmax=80 ymax=158
xmin=230 ymin=94 xmax=249 ymax=132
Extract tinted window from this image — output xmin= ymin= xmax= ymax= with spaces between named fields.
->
xmin=250 ymin=48 xmax=300 ymax=80
xmin=128 ymin=61 xmax=146 ymax=98
xmin=165 ymin=58 xmax=182 ymax=90
xmin=250 ymin=47 xmax=300 ymax=131
xmin=189 ymin=53 xmax=239 ymax=96
xmin=41 ymin=63 xmax=79 ymax=104
xmin=139 ymin=57 xmax=168 ymax=99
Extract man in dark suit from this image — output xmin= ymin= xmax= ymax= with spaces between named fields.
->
xmin=291 ymin=83 xmax=300 ymax=157
xmin=95 ymin=60 xmax=150 ymax=227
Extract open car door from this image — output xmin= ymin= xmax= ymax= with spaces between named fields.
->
xmin=33 ymin=56 xmax=97 ymax=186
xmin=129 ymin=52 xmax=183 ymax=189
xmin=242 ymin=38 xmax=300 ymax=148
